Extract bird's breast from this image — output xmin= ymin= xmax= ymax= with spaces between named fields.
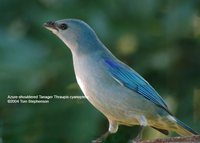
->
xmin=76 ymin=76 xmax=85 ymax=94
xmin=73 ymin=56 xmax=109 ymax=101
xmin=73 ymin=55 xmax=120 ymax=115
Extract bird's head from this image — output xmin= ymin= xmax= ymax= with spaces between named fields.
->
xmin=44 ymin=19 xmax=101 ymax=53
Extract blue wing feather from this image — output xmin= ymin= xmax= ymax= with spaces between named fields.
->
xmin=104 ymin=58 xmax=168 ymax=110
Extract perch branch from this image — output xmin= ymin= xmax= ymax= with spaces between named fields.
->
xmin=140 ymin=135 xmax=200 ymax=143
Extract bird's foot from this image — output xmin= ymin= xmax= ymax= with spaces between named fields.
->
xmin=91 ymin=131 xmax=110 ymax=143
xmin=134 ymin=133 xmax=142 ymax=142
xmin=128 ymin=135 xmax=142 ymax=143
xmin=128 ymin=139 xmax=141 ymax=143
xmin=92 ymin=138 xmax=103 ymax=143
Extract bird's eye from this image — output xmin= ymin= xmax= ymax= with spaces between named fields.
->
xmin=59 ymin=23 xmax=68 ymax=30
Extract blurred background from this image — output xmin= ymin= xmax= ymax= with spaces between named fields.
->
xmin=0 ymin=0 xmax=200 ymax=143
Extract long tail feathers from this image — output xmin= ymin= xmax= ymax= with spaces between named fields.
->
xmin=173 ymin=117 xmax=198 ymax=136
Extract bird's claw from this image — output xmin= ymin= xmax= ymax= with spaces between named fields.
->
xmin=91 ymin=139 xmax=103 ymax=143
xmin=128 ymin=138 xmax=142 ymax=143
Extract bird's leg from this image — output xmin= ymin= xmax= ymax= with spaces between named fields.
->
xmin=135 ymin=125 xmax=144 ymax=141
xmin=135 ymin=115 xmax=148 ymax=142
xmin=130 ymin=115 xmax=147 ymax=142
xmin=92 ymin=120 xmax=118 ymax=143
xmin=128 ymin=126 xmax=144 ymax=143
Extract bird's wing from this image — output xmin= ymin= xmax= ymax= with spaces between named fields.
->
xmin=104 ymin=58 xmax=169 ymax=111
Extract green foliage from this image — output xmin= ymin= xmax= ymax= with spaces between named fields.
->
xmin=0 ymin=0 xmax=200 ymax=143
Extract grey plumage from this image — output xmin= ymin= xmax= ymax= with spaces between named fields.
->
xmin=44 ymin=19 xmax=198 ymax=142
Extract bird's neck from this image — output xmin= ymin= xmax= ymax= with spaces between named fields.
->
xmin=72 ymin=36 xmax=106 ymax=57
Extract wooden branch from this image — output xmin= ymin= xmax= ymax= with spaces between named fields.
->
xmin=140 ymin=135 xmax=200 ymax=143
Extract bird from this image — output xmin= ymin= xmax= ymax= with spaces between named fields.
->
xmin=43 ymin=19 xmax=198 ymax=142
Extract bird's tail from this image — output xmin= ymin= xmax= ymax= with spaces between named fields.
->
xmin=174 ymin=117 xmax=198 ymax=136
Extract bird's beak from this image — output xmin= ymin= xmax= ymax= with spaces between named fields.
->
xmin=43 ymin=21 xmax=59 ymax=32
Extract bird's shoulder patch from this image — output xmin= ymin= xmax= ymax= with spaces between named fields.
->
xmin=103 ymin=58 xmax=169 ymax=111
